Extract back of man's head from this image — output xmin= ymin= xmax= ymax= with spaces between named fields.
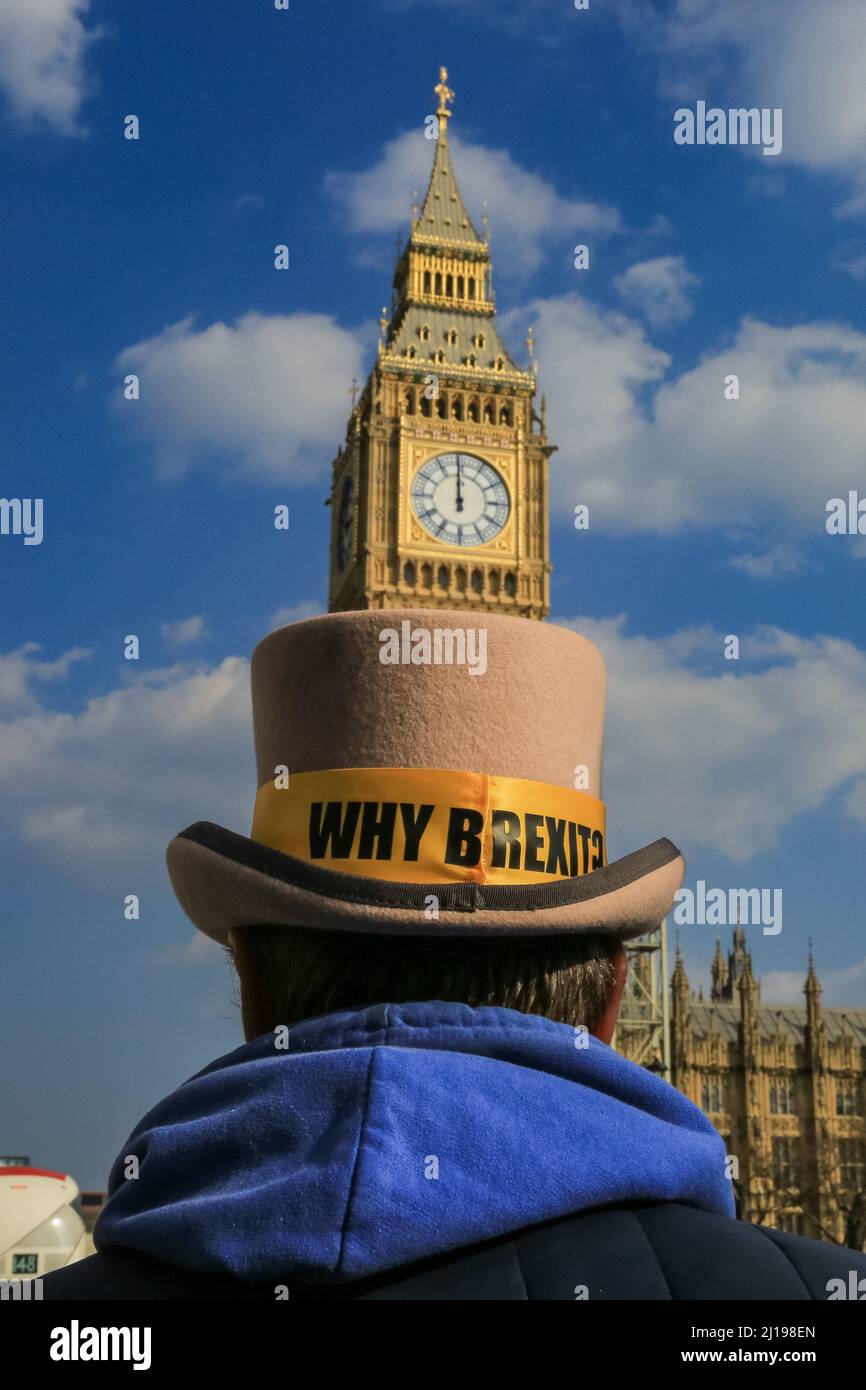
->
xmin=228 ymin=925 xmax=627 ymax=1042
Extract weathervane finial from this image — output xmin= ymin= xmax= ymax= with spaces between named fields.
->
xmin=434 ymin=65 xmax=454 ymax=136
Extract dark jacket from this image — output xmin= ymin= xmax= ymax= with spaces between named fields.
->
xmin=43 ymin=1201 xmax=866 ymax=1300
xmin=41 ymin=1002 xmax=866 ymax=1300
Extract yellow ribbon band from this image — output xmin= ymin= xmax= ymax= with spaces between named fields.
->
xmin=251 ymin=767 xmax=606 ymax=886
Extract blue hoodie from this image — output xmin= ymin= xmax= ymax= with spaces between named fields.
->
xmin=96 ymin=1002 xmax=735 ymax=1284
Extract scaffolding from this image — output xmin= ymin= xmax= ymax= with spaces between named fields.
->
xmin=614 ymin=919 xmax=670 ymax=1079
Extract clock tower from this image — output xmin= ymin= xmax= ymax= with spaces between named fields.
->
xmin=328 ymin=67 xmax=554 ymax=620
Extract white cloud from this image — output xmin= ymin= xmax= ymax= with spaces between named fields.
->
xmin=836 ymin=189 xmax=866 ymax=222
xmin=613 ymin=255 xmax=700 ymax=327
xmin=161 ymin=615 xmax=206 ymax=648
xmin=514 ymin=295 xmax=866 ymax=534
xmin=268 ymin=599 xmax=326 ymax=629
xmin=155 ymin=931 xmax=224 ymax=967
xmin=728 ymin=544 xmax=804 ymax=580
xmin=621 ymin=0 xmax=866 ymax=200
xmin=830 ymin=244 xmax=866 ymax=282
xmin=756 ymin=970 xmax=807 ymax=1004
xmin=0 ymin=0 xmax=101 ymax=135
xmin=501 ymin=294 xmax=671 ymax=525
xmin=114 ymin=312 xmax=366 ymax=481
xmin=746 ymin=169 xmax=788 ymax=199
xmin=325 ymin=129 xmax=620 ymax=276
xmin=555 ymin=616 xmax=866 ymax=864
xmin=5 ymin=620 xmax=866 ymax=886
xmin=763 ymin=957 xmax=866 ymax=1008
xmin=0 ymin=649 xmax=253 ymax=876
xmin=0 ymin=642 xmax=89 ymax=713
xmin=844 ymin=778 xmax=866 ymax=826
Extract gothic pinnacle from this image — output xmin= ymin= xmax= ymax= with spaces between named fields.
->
xmin=434 ymin=65 xmax=454 ymax=138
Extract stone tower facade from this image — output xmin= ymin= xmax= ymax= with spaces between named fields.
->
xmin=328 ymin=67 xmax=554 ymax=619
xmin=671 ymin=933 xmax=866 ymax=1248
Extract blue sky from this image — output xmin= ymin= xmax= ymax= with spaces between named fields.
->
xmin=3 ymin=0 xmax=866 ymax=1187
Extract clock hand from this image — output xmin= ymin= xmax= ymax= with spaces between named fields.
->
xmin=455 ymin=455 xmax=464 ymax=513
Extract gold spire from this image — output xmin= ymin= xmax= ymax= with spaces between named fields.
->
xmin=410 ymin=66 xmax=485 ymax=253
xmin=434 ymin=65 xmax=454 ymax=137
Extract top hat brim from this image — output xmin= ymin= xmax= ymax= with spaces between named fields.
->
xmin=166 ymin=821 xmax=685 ymax=943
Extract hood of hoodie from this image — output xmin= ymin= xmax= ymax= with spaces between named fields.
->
xmin=95 ymin=1002 xmax=734 ymax=1284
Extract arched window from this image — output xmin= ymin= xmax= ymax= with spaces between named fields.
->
xmin=420 ymin=324 xmax=430 ymax=342
xmin=702 ymin=1077 xmax=726 ymax=1113
xmin=420 ymin=562 xmax=433 ymax=589
xmin=471 ymin=569 xmax=484 ymax=594
xmin=452 ymin=396 xmax=463 ymax=420
xmin=437 ymin=564 xmax=449 ymax=589
xmin=483 ymin=400 xmax=494 ymax=423
xmin=468 ymin=277 xmax=475 ymax=300
xmin=403 ymin=561 xmax=416 ymax=587
xmin=836 ymin=1080 xmax=858 ymax=1116
xmin=420 ymin=395 xmax=432 ymax=417
xmin=489 ymin=570 xmax=501 ymax=596
xmin=455 ymin=566 xmax=467 ymax=594
xmin=447 ymin=328 xmax=458 ymax=345
xmin=404 ymin=390 xmax=415 ymax=415
xmin=423 ymin=270 xmax=431 ymax=293
xmin=500 ymin=405 xmax=511 ymax=426
xmin=504 ymin=572 xmax=517 ymax=597
xmin=435 ymin=272 xmax=443 ymax=296
xmin=436 ymin=396 xmax=446 ymax=418
xmin=457 ymin=276 xmax=464 ymax=298
xmin=468 ymin=398 xmax=479 ymax=422
xmin=770 ymin=1079 xmax=794 ymax=1115
xmin=467 ymin=353 xmax=477 ymax=368
xmin=446 ymin=274 xmax=454 ymax=297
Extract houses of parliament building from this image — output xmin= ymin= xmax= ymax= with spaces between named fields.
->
xmin=666 ymin=928 xmax=866 ymax=1250
xmin=325 ymin=68 xmax=866 ymax=1250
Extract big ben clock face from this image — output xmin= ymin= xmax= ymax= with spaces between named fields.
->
xmin=411 ymin=452 xmax=509 ymax=546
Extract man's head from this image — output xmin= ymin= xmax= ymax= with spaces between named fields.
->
xmin=228 ymin=926 xmax=628 ymax=1044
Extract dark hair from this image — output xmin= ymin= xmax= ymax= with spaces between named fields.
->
xmin=231 ymin=924 xmax=619 ymax=1032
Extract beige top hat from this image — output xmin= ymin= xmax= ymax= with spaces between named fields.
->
xmin=167 ymin=609 xmax=684 ymax=942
